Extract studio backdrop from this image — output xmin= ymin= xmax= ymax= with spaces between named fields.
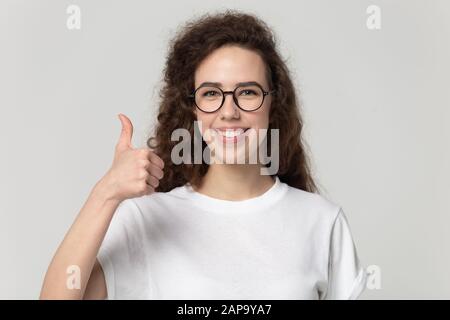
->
xmin=1 ymin=0 xmax=449 ymax=299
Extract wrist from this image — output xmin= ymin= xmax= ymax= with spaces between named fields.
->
xmin=91 ymin=174 xmax=122 ymax=206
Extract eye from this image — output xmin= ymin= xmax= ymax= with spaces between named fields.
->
xmin=203 ymin=90 xmax=220 ymax=97
xmin=240 ymin=90 xmax=256 ymax=96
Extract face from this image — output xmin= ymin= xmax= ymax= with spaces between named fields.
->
xmin=193 ymin=45 xmax=272 ymax=164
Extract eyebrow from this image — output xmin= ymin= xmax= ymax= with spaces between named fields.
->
xmin=198 ymin=81 xmax=262 ymax=88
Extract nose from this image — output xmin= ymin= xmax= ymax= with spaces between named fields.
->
xmin=219 ymin=92 xmax=240 ymax=119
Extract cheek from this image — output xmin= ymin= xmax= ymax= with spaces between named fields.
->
xmin=250 ymin=109 xmax=270 ymax=130
xmin=256 ymin=100 xmax=271 ymax=127
xmin=195 ymin=113 xmax=215 ymax=140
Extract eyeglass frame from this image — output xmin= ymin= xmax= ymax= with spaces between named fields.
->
xmin=188 ymin=82 xmax=276 ymax=113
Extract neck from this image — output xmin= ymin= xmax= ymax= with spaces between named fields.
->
xmin=194 ymin=164 xmax=275 ymax=201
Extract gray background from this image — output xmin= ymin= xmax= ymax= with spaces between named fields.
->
xmin=1 ymin=0 xmax=449 ymax=299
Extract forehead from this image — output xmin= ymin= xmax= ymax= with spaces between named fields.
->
xmin=194 ymin=45 xmax=268 ymax=88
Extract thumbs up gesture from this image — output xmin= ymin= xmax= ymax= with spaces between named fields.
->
xmin=101 ymin=114 xmax=164 ymax=203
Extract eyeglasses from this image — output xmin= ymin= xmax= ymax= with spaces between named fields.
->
xmin=188 ymin=82 xmax=276 ymax=113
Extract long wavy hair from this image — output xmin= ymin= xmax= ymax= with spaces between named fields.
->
xmin=147 ymin=10 xmax=318 ymax=193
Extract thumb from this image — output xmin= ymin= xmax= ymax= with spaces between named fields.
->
xmin=116 ymin=113 xmax=134 ymax=152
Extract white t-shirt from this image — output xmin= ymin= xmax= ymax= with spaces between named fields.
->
xmin=97 ymin=176 xmax=367 ymax=300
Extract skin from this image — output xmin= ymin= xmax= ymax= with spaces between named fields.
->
xmin=40 ymin=114 xmax=164 ymax=299
xmin=193 ymin=45 xmax=275 ymax=200
xmin=40 ymin=45 xmax=275 ymax=299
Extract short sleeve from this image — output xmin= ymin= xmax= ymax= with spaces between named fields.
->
xmin=323 ymin=208 xmax=367 ymax=300
xmin=96 ymin=199 xmax=146 ymax=300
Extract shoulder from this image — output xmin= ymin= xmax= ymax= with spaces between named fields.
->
xmin=282 ymin=184 xmax=342 ymax=224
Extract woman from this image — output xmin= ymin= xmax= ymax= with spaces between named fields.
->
xmin=40 ymin=10 xmax=366 ymax=300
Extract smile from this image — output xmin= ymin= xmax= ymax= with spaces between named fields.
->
xmin=213 ymin=128 xmax=250 ymax=143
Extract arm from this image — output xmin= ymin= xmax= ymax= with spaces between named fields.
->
xmin=39 ymin=114 xmax=164 ymax=300
xmin=83 ymin=258 xmax=107 ymax=300
xmin=39 ymin=177 xmax=120 ymax=300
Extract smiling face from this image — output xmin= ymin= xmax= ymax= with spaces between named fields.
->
xmin=193 ymin=45 xmax=272 ymax=164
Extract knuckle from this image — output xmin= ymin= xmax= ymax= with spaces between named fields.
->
xmin=142 ymin=159 xmax=151 ymax=169
xmin=138 ymin=181 xmax=147 ymax=192
xmin=139 ymin=149 xmax=150 ymax=158
xmin=139 ymin=169 xmax=148 ymax=179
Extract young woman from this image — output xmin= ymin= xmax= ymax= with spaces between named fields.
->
xmin=40 ymin=10 xmax=366 ymax=300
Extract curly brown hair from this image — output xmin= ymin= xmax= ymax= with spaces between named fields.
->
xmin=147 ymin=9 xmax=318 ymax=193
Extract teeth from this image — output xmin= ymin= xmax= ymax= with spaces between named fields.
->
xmin=216 ymin=128 xmax=246 ymax=138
